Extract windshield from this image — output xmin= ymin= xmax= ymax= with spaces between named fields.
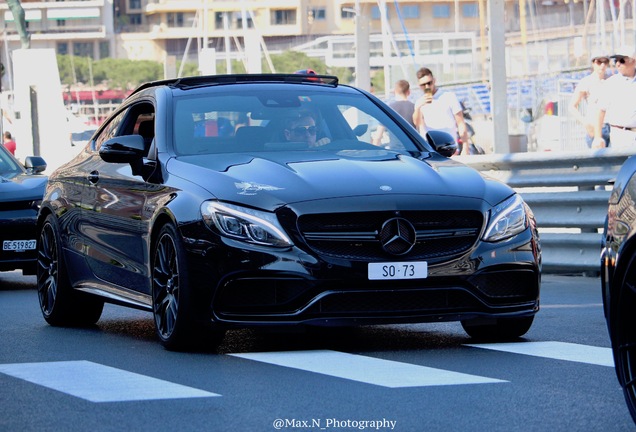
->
xmin=172 ymin=87 xmax=425 ymax=156
xmin=0 ymin=145 xmax=23 ymax=178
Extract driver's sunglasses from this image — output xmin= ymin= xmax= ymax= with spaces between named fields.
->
xmin=290 ymin=126 xmax=317 ymax=135
xmin=614 ymin=56 xmax=628 ymax=65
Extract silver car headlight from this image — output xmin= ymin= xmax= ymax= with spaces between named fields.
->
xmin=201 ymin=201 xmax=292 ymax=247
xmin=483 ymin=194 xmax=528 ymax=242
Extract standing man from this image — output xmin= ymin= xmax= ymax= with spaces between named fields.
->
xmin=389 ymin=79 xmax=415 ymax=128
xmin=570 ymin=51 xmax=611 ymax=148
xmin=3 ymin=131 xmax=16 ymax=155
xmin=412 ymin=67 xmax=470 ymax=155
xmin=371 ymin=80 xmax=415 ymax=146
xmin=593 ymin=46 xmax=636 ymax=149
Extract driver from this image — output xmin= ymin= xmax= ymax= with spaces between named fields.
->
xmin=284 ymin=113 xmax=318 ymax=147
xmin=284 ymin=111 xmax=330 ymax=147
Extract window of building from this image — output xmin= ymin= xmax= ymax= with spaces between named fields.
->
xmin=311 ymin=8 xmax=326 ymax=20
xmin=57 ymin=42 xmax=68 ymax=56
xmin=341 ymin=8 xmax=356 ymax=19
xmin=401 ymin=5 xmax=420 ymax=19
xmin=432 ymin=5 xmax=450 ymax=18
xmin=99 ymin=42 xmax=110 ymax=59
xmin=129 ymin=14 xmax=142 ymax=25
xmin=462 ymin=3 xmax=479 ymax=18
xmin=73 ymin=42 xmax=93 ymax=59
xmin=129 ymin=0 xmax=142 ymax=9
xmin=215 ymin=12 xmax=224 ymax=30
xmin=167 ymin=12 xmax=184 ymax=27
xmin=371 ymin=6 xmax=389 ymax=20
xmin=236 ymin=11 xmax=254 ymax=29
xmin=272 ymin=9 xmax=296 ymax=25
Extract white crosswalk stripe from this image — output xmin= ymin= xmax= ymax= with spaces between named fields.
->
xmin=229 ymin=350 xmax=507 ymax=388
xmin=464 ymin=341 xmax=614 ymax=367
xmin=0 ymin=360 xmax=220 ymax=402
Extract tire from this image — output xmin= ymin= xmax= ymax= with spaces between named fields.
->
xmin=151 ymin=224 xmax=223 ymax=351
xmin=37 ymin=214 xmax=104 ymax=326
xmin=612 ymin=255 xmax=636 ymax=423
xmin=461 ymin=316 xmax=534 ymax=341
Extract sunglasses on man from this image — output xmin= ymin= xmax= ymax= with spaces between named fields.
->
xmin=289 ymin=125 xmax=317 ymax=135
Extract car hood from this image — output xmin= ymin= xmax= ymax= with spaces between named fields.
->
xmin=0 ymin=173 xmax=48 ymax=202
xmin=168 ymin=150 xmax=512 ymax=210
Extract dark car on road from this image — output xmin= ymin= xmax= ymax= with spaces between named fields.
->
xmin=36 ymin=74 xmax=541 ymax=350
xmin=0 ymin=144 xmax=47 ymax=275
xmin=601 ymin=155 xmax=636 ymax=423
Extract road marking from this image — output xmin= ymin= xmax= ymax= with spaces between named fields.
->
xmin=229 ymin=350 xmax=507 ymax=388
xmin=541 ymin=304 xmax=603 ymax=309
xmin=0 ymin=360 xmax=220 ymax=402
xmin=465 ymin=341 xmax=614 ymax=367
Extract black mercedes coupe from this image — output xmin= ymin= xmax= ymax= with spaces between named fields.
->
xmin=36 ymin=74 xmax=541 ymax=350
xmin=0 ymin=143 xmax=46 ymax=275
xmin=601 ymin=154 xmax=636 ymax=423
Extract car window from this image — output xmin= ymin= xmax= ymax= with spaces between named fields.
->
xmin=173 ymin=88 xmax=422 ymax=155
xmin=93 ymin=110 xmax=126 ymax=151
xmin=0 ymin=145 xmax=22 ymax=177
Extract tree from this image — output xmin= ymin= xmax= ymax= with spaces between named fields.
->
xmin=56 ymin=52 xmax=354 ymax=89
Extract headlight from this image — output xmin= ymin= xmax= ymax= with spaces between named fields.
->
xmin=201 ymin=201 xmax=292 ymax=247
xmin=483 ymin=194 xmax=528 ymax=242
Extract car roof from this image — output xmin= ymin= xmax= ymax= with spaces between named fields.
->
xmin=128 ymin=74 xmax=340 ymax=99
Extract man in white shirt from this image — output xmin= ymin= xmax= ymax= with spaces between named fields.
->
xmin=593 ymin=46 xmax=636 ymax=149
xmin=570 ymin=51 xmax=611 ymax=148
xmin=412 ymin=67 xmax=470 ymax=155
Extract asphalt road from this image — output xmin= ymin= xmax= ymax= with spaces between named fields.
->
xmin=0 ymin=272 xmax=633 ymax=432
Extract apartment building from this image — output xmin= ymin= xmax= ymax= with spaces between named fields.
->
xmin=1 ymin=1 xmax=586 ymax=65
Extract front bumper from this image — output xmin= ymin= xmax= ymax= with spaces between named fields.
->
xmin=0 ymin=209 xmax=39 ymax=274
xmin=184 ymin=225 xmax=541 ymax=327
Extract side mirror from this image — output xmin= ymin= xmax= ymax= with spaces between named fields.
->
xmin=99 ymin=135 xmax=145 ymax=163
xmin=353 ymin=124 xmax=369 ymax=137
xmin=426 ymin=130 xmax=457 ymax=157
xmin=24 ymin=156 xmax=47 ymax=173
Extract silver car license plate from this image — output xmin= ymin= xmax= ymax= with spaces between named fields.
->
xmin=368 ymin=262 xmax=428 ymax=280
xmin=3 ymin=240 xmax=37 ymax=252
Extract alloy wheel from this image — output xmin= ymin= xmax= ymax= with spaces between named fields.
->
xmin=153 ymin=232 xmax=180 ymax=340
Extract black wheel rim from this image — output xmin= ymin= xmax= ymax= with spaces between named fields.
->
xmin=36 ymin=222 xmax=58 ymax=316
xmin=153 ymin=233 xmax=180 ymax=339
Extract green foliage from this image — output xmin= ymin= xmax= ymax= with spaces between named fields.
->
xmin=56 ymin=52 xmax=355 ymax=89
xmin=57 ymin=55 xmax=162 ymax=89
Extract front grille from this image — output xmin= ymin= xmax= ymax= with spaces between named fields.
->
xmin=468 ymin=269 xmax=539 ymax=301
xmin=298 ymin=210 xmax=483 ymax=261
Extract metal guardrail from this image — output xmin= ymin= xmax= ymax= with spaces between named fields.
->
xmin=456 ymin=148 xmax=635 ymax=274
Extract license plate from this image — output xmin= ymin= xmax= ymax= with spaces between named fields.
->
xmin=368 ymin=262 xmax=428 ymax=280
xmin=3 ymin=240 xmax=37 ymax=252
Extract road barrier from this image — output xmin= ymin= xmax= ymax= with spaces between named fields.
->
xmin=456 ymin=148 xmax=634 ymax=274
